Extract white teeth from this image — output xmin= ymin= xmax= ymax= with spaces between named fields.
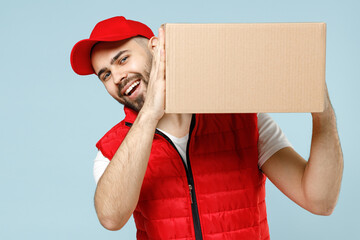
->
xmin=125 ymin=80 xmax=140 ymax=96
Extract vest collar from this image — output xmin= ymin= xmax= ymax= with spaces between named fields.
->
xmin=123 ymin=106 xmax=139 ymax=124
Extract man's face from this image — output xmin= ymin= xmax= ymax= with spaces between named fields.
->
xmin=91 ymin=38 xmax=152 ymax=112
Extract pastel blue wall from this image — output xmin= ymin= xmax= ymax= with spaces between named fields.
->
xmin=0 ymin=0 xmax=357 ymax=239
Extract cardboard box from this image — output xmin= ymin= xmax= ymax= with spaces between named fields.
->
xmin=165 ymin=23 xmax=326 ymax=113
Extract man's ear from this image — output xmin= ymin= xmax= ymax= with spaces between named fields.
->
xmin=148 ymin=36 xmax=158 ymax=54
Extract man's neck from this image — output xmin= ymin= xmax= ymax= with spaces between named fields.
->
xmin=157 ymin=113 xmax=192 ymax=138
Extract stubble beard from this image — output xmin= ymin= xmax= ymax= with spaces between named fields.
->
xmin=118 ymin=57 xmax=152 ymax=112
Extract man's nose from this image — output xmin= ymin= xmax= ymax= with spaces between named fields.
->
xmin=112 ymin=69 xmax=127 ymax=85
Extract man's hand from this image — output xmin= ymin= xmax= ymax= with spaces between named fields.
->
xmin=311 ymin=83 xmax=334 ymax=121
xmin=141 ymin=27 xmax=166 ymax=121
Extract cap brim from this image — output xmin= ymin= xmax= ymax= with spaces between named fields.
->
xmin=70 ymin=39 xmax=99 ymax=75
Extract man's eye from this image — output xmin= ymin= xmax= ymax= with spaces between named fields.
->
xmin=103 ymin=72 xmax=111 ymax=81
xmin=120 ymin=56 xmax=128 ymax=63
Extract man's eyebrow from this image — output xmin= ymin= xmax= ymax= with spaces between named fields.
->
xmin=97 ymin=50 xmax=129 ymax=78
xmin=111 ymin=50 xmax=128 ymax=64
xmin=97 ymin=68 xmax=106 ymax=79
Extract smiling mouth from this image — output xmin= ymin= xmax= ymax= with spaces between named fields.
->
xmin=124 ymin=80 xmax=141 ymax=96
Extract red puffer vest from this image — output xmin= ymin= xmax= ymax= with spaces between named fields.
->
xmin=96 ymin=107 xmax=270 ymax=240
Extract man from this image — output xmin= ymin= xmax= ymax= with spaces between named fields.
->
xmin=70 ymin=16 xmax=343 ymax=239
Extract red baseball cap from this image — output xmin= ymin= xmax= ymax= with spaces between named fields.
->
xmin=70 ymin=16 xmax=154 ymax=75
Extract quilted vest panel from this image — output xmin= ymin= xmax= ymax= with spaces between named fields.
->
xmin=96 ymin=107 xmax=270 ymax=240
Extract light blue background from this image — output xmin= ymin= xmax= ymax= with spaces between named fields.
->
xmin=0 ymin=0 xmax=358 ymax=239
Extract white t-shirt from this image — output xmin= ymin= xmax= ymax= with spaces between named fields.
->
xmin=93 ymin=113 xmax=292 ymax=184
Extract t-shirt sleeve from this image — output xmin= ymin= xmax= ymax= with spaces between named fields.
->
xmin=257 ymin=113 xmax=293 ymax=169
xmin=93 ymin=151 xmax=110 ymax=184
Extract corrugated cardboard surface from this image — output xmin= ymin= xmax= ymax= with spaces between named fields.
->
xmin=165 ymin=23 xmax=326 ymax=113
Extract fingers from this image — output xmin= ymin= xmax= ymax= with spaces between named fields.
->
xmin=158 ymin=26 xmax=165 ymax=52
xmin=149 ymin=27 xmax=165 ymax=79
xmin=158 ymin=27 xmax=166 ymax=74
xmin=141 ymin=26 xmax=166 ymax=119
xmin=151 ymin=27 xmax=165 ymax=63
xmin=154 ymin=27 xmax=165 ymax=65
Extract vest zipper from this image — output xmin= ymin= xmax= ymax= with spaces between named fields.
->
xmin=125 ymin=115 xmax=203 ymax=240
xmin=185 ymin=115 xmax=203 ymax=240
